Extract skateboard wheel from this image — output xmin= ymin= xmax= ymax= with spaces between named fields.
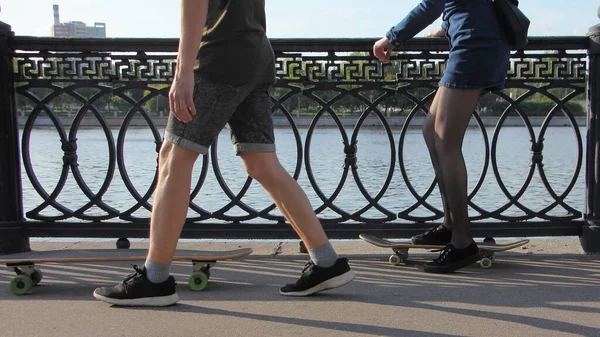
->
xmin=389 ymin=255 xmax=402 ymax=266
xmin=10 ymin=275 xmax=32 ymax=295
xmin=188 ymin=272 xmax=209 ymax=291
xmin=479 ymin=257 xmax=493 ymax=269
xmin=31 ymin=269 xmax=43 ymax=286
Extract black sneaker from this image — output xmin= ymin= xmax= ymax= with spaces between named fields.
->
xmin=93 ymin=265 xmax=179 ymax=306
xmin=423 ymin=241 xmax=481 ymax=274
xmin=411 ymin=224 xmax=452 ymax=245
xmin=279 ymin=258 xmax=356 ymax=296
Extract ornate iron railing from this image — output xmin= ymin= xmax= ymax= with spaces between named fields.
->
xmin=1 ymin=34 xmax=592 ymax=241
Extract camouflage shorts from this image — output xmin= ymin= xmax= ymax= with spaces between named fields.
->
xmin=164 ymin=74 xmax=275 ymax=155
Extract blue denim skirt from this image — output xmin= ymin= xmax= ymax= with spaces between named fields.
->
xmin=440 ymin=0 xmax=511 ymax=89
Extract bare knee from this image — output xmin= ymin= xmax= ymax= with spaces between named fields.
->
xmin=240 ymin=152 xmax=283 ymax=184
xmin=158 ymin=141 xmax=199 ymax=175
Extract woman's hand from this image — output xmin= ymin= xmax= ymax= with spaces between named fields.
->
xmin=373 ymin=37 xmax=393 ymax=63
xmin=425 ymin=28 xmax=446 ymax=38
xmin=168 ymin=69 xmax=197 ymax=123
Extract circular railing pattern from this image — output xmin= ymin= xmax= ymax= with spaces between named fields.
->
xmin=13 ymin=38 xmax=587 ymax=227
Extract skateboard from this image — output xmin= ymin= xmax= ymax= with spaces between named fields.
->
xmin=359 ymin=234 xmax=529 ymax=269
xmin=0 ymin=248 xmax=252 ymax=295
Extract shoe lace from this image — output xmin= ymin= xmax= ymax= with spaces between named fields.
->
xmin=302 ymin=260 xmax=315 ymax=274
xmin=423 ymin=225 xmax=443 ymax=236
xmin=435 ymin=245 xmax=452 ymax=264
xmin=122 ymin=264 xmax=145 ymax=289
xmin=292 ymin=260 xmax=316 ymax=287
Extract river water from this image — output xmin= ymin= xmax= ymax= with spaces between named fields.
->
xmin=19 ymin=124 xmax=586 ymax=224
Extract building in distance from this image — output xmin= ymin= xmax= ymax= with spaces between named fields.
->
xmin=50 ymin=4 xmax=106 ymax=38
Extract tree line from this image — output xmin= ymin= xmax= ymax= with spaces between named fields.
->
xmin=14 ymin=53 xmax=586 ymax=118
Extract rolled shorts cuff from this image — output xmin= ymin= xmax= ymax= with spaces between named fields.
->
xmin=164 ymin=131 xmax=209 ymax=155
xmin=438 ymin=80 xmax=506 ymax=90
xmin=234 ymin=143 xmax=276 ymax=154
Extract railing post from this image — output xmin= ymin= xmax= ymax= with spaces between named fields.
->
xmin=0 ymin=21 xmax=29 ymax=255
xmin=582 ymin=9 xmax=600 ymax=253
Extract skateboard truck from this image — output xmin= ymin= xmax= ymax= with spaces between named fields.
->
xmin=189 ymin=260 xmax=215 ymax=291
xmin=479 ymin=237 xmax=497 ymax=269
xmin=478 ymin=253 xmax=496 ymax=269
xmin=390 ymin=248 xmax=409 ymax=265
xmin=6 ymin=262 xmax=43 ymax=295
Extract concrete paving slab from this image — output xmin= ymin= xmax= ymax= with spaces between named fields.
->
xmin=0 ymin=238 xmax=598 ymax=337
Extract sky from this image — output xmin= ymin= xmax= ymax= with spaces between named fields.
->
xmin=0 ymin=0 xmax=598 ymax=39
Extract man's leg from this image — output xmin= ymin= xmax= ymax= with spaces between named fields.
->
xmin=227 ymin=83 xmax=354 ymax=296
xmin=93 ymin=76 xmax=245 ymax=306
xmin=239 ymin=151 xmax=355 ymax=296
xmin=145 ymin=143 xmax=199 ymax=270
xmin=240 ymin=152 xmax=328 ymax=250
xmin=92 ymin=141 xmax=198 ymax=306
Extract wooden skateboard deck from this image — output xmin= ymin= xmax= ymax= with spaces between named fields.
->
xmin=359 ymin=234 xmax=529 ymax=269
xmin=0 ymin=248 xmax=252 ymax=295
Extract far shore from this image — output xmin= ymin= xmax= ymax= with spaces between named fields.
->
xmin=17 ymin=115 xmax=587 ymax=129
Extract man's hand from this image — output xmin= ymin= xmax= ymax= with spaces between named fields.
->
xmin=169 ymin=0 xmax=208 ymax=123
xmin=373 ymin=37 xmax=393 ymax=63
xmin=168 ymin=69 xmax=197 ymax=123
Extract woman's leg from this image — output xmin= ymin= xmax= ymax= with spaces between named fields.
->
xmin=432 ymin=86 xmax=482 ymax=249
xmin=410 ymin=95 xmax=454 ymax=245
xmin=424 ymin=95 xmax=453 ymax=230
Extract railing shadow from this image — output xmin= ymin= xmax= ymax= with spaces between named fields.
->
xmin=0 ymin=254 xmax=598 ymax=336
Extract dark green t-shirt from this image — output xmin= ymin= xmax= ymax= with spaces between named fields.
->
xmin=195 ymin=0 xmax=276 ymax=85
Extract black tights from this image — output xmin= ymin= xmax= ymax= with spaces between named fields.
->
xmin=422 ymin=87 xmax=482 ymax=248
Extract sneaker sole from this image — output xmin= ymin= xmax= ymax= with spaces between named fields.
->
xmin=279 ymin=270 xmax=356 ymax=297
xmin=93 ymin=291 xmax=179 ymax=307
xmin=423 ymin=254 xmax=482 ymax=274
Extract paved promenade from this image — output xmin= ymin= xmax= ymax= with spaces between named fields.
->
xmin=0 ymin=237 xmax=599 ymax=337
